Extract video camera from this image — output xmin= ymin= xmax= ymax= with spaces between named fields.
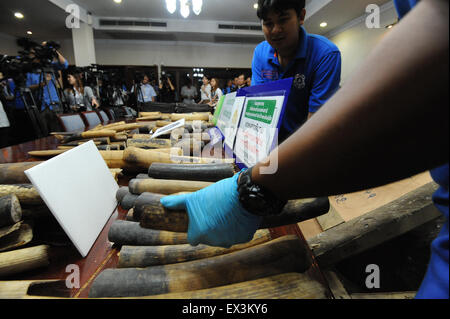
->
xmin=17 ymin=38 xmax=61 ymax=68
xmin=0 ymin=54 xmax=35 ymax=86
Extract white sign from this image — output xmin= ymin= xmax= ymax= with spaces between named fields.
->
xmin=151 ymin=118 xmax=185 ymax=139
xmin=216 ymin=92 xmax=237 ymax=133
xmin=25 ymin=141 xmax=119 ymax=257
xmin=0 ymin=101 xmax=10 ymax=128
xmin=222 ymin=96 xmax=246 ymax=150
xmin=234 ymin=96 xmax=285 ymax=167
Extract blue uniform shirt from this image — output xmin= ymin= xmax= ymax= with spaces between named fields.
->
xmin=26 ymin=60 xmax=68 ymax=111
xmin=252 ymin=26 xmax=341 ymax=139
xmin=394 ymin=0 xmax=449 ymax=299
xmin=136 ymin=84 xmax=157 ymax=103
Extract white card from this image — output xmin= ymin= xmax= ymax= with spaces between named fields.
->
xmin=151 ymin=119 xmax=185 ymax=139
xmin=25 ymin=141 xmax=119 ymax=257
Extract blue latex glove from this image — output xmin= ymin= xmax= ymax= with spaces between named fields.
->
xmin=160 ymin=171 xmax=262 ymax=248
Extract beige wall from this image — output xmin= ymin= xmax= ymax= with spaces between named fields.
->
xmin=0 ymin=33 xmax=21 ymax=56
xmin=329 ymin=6 xmax=398 ymax=84
xmin=93 ymin=39 xmax=255 ymax=68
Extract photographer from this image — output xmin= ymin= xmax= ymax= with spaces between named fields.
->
xmin=65 ymin=72 xmax=100 ymax=112
xmin=131 ymin=74 xmax=157 ymax=109
xmin=199 ymin=75 xmax=211 ymax=104
xmin=158 ymin=72 xmax=176 ymax=103
xmin=180 ymin=77 xmax=197 ymax=104
xmin=26 ymin=42 xmax=68 ymax=133
xmin=0 ymin=78 xmax=12 ymax=148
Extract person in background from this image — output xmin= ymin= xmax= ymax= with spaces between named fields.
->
xmin=26 ymin=48 xmax=68 ymax=115
xmin=161 ymin=0 xmax=448 ymax=299
xmin=236 ymin=73 xmax=248 ymax=90
xmin=180 ymin=78 xmax=198 ymax=104
xmin=223 ymin=79 xmax=234 ymax=95
xmin=199 ymin=75 xmax=212 ymax=104
xmin=208 ymin=78 xmax=223 ymax=109
xmin=233 ymin=77 xmax=239 ymax=91
xmin=252 ymin=0 xmax=341 ymax=142
xmin=246 ymin=76 xmax=252 ymax=87
xmin=65 ymin=72 xmax=100 ymax=112
xmin=131 ymin=74 xmax=157 ymax=109
xmin=0 ymin=87 xmax=12 ymax=148
xmin=159 ymin=74 xmax=176 ymax=103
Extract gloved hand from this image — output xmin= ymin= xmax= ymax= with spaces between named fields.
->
xmin=160 ymin=171 xmax=262 ymax=248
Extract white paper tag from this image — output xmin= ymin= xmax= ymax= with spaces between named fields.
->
xmin=151 ymin=118 xmax=186 ymax=139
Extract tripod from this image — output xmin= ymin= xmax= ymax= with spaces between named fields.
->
xmin=17 ymin=87 xmax=48 ymax=138
xmin=36 ymin=67 xmax=68 ymax=114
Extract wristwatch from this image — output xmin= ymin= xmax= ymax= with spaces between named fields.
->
xmin=237 ymin=167 xmax=287 ymax=217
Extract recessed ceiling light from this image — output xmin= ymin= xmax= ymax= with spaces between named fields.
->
xmin=14 ymin=12 xmax=24 ymax=19
xmin=253 ymin=3 xmax=258 ymax=9
xmin=320 ymin=22 xmax=328 ymax=28
xmin=27 ymin=31 xmax=32 ymax=35
xmin=114 ymin=0 xmax=122 ymax=4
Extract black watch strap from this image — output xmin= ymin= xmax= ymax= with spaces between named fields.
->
xmin=237 ymin=167 xmax=287 ymax=217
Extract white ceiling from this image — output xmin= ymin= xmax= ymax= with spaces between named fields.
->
xmin=72 ymin=0 xmax=263 ymax=23
xmin=304 ymin=0 xmax=393 ymax=35
xmin=0 ymin=0 xmax=393 ymax=44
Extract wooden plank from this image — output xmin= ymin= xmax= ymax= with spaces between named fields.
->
xmin=308 ymin=182 xmax=441 ymax=268
xmin=323 ymin=271 xmax=351 ymax=299
xmin=330 ymin=172 xmax=432 ymax=222
xmin=350 ymin=292 xmax=416 ymax=299
xmin=316 ymin=204 xmax=345 ymax=231
xmin=298 ymin=219 xmax=323 ymax=240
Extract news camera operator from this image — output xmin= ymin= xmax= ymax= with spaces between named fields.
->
xmin=26 ymin=41 xmax=68 ymax=133
xmin=65 ymin=71 xmax=100 ymax=112
xmin=0 ymin=73 xmax=13 ymax=148
xmin=158 ymin=72 xmax=176 ymax=103
xmin=131 ymin=74 xmax=157 ymax=110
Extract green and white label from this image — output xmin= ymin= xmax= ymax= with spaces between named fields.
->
xmin=244 ymin=100 xmax=276 ymax=124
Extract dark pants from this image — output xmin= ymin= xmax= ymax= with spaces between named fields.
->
xmin=0 ymin=127 xmax=12 ymax=148
xmin=40 ymin=105 xmax=62 ymax=134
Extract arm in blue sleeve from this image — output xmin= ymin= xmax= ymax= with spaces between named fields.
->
xmin=308 ymin=52 xmax=342 ymax=113
xmin=52 ymin=59 xmax=69 ymax=71
xmin=251 ymin=47 xmax=265 ymax=86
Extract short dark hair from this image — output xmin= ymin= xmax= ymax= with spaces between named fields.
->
xmin=257 ymin=0 xmax=306 ymax=20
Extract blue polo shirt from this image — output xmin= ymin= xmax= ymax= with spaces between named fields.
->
xmin=252 ymin=26 xmax=341 ymax=139
xmin=394 ymin=0 xmax=449 ymax=299
xmin=136 ymin=84 xmax=157 ymax=103
xmin=26 ymin=60 xmax=68 ymax=111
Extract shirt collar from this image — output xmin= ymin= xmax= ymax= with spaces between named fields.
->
xmin=269 ymin=26 xmax=308 ymax=66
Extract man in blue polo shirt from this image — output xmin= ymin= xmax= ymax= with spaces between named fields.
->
xmin=26 ymin=48 xmax=68 ymax=133
xmin=252 ymin=0 xmax=341 ymax=141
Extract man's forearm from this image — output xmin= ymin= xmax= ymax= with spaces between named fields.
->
xmin=253 ymin=0 xmax=449 ymax=200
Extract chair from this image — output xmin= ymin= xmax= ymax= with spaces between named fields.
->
xmin=106 ymin=108 xmax=116 ymax=121
xmin=81 ymin=111 xmax=102 ymax=128
xmin=97 ymin=110 xmax=110 ymax=124
xmin=58 ymin=114 xmax=86 ymax=132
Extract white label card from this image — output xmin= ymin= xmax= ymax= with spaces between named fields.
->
xmin=234 ymin=96 xmax=285 ymax=167
xmin=151 ymin=119 xmax=185 ymax=139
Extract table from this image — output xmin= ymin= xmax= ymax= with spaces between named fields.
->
xmin=0 ymin=135 xmax=331 ymax=299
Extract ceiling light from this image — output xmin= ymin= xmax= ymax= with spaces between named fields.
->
xmin=165 ymin=0 xmax=176 ymax=14
xmin=192 ymin=0 xmax=202 ymax=15
xmin=180 ymin=0 xmax=190 ymax=18
xmin=320 ymin=22 xmax=328 ymax=28
xmin=253 ymin=3 xmax=258 ymax=9
xmin=27 ymin=31 xmax=32 ymax=35
xmin=14 ymin=12 xmax=24 ymax=19
xmin=113 ymin=0 xmax=122 ymax=4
